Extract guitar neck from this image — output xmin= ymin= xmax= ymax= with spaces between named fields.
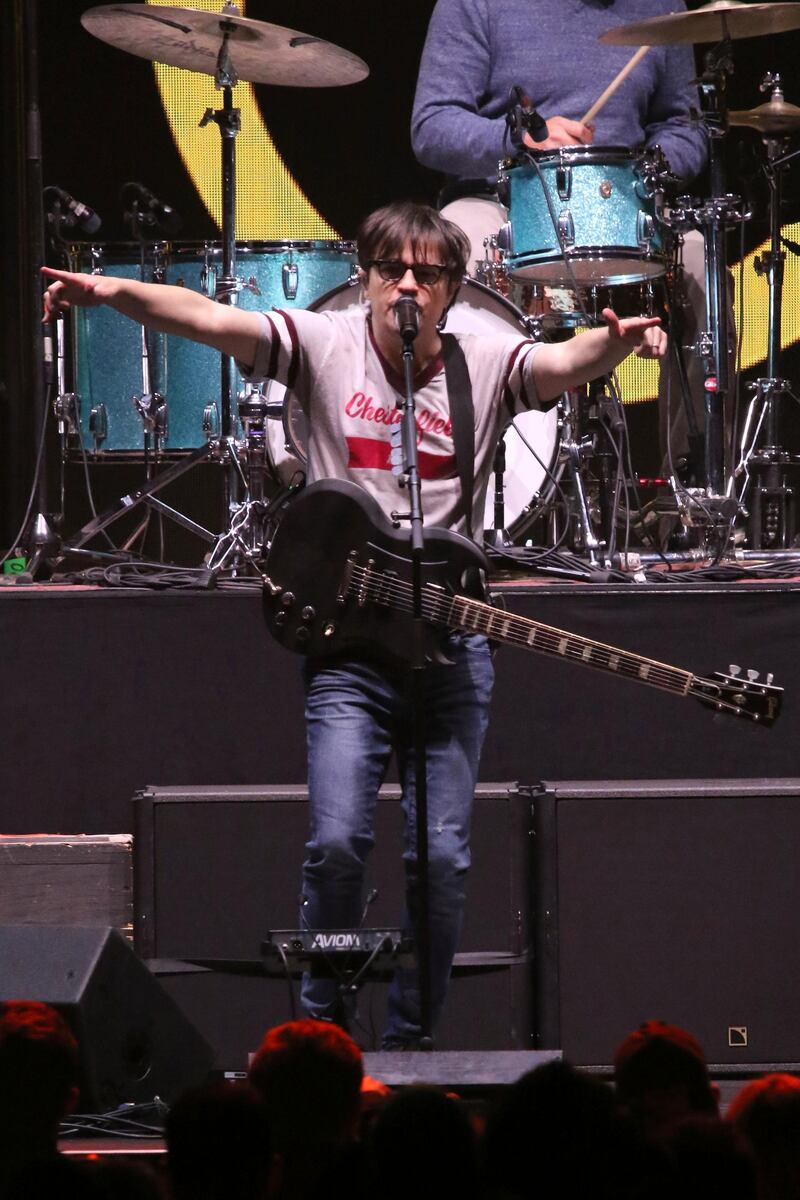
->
xmin=442 ymin=593 xmax=694 ymax=700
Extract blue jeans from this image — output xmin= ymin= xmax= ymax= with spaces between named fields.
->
xmin=299 ymin=633 xmax=494 ymax=1045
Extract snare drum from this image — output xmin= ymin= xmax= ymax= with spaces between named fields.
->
xmin=501 ymin=146 xmax=665 ymax=287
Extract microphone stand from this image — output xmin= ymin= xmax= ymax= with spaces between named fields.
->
xmin=393 ymin=307 xmax=433 ymax=1049
xmin=20 ymin=0 xmax=60 ymax=579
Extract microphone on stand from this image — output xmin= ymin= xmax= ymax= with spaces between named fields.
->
xmin=43 ymin=187 xmax=102 ymax=235
xmin=394 ymin=297 xmax=420 ymax=342
xmin=507 ymin=85 xmax=549 ymax=147
xmin=121 ymin=181 xmax=183 ymax=236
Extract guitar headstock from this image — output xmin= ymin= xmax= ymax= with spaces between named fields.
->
xmin=691 ymin=666 xmax=783 ymax=725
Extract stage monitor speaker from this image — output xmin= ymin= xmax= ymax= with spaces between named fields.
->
xmin=531 ymin=778 xmax=800 ymax=1068
xmin=133 ymin=783 xmax=534 ymax=1064
xmin=0 ymin=924 xmax=214 ymax=1111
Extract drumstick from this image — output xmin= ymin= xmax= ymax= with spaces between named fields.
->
xmin=580 ymin=45 xmax=651 ymax=125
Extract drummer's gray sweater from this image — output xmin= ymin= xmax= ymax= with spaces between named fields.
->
xmin=412 ymin=0 xmax=707 ymax=185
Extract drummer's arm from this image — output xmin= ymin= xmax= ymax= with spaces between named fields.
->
xmin=531 ymin=310 xmax=666 ymax=402
xmin=41 ymin=267 xmax=262 ymax=366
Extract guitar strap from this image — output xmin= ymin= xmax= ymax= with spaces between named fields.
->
xmin=440 ymin=332 xmax=475 ymax=542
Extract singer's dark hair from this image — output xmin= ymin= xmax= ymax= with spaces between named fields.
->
xmin=357 ymin=201 xmax=469 ymax=281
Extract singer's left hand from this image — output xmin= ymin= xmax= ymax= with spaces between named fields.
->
xmin=602 ymin=308 xmax=666 ymax=359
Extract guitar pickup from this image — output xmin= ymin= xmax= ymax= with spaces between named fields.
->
xmin=357 ymin=559 xmax=376 ymax=607
xmin=337 ymin=552 xmax=358 ymax=606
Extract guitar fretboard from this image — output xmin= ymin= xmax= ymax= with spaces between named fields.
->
xmin=349 ymin=561 xmax=693 ymax=699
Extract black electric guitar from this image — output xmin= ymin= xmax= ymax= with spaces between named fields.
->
xmin=261 ymin=480 xmax=782 ymax=725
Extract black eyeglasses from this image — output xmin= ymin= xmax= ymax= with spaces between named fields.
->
xmin=367 ymin=259 xmax=450 ymax=286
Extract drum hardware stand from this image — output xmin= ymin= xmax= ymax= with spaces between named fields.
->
xmin=559 ymin=393 xmax=604 ymax=565
xmin=198 ymin=5 xmax=244 ymax=539
xmin=657 ymin=36 xmax=748 ymax=544
xmin=199 ymin=393 xmax=300 ymax=582
xmin=663 ymin=237 xmax=706 ymax=487
xmin=732 ymin=75 xmax=800 ymax=549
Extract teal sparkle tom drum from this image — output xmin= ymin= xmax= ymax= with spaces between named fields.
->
xmin=500 ymin=147 xmax=665 ymax=287
xmin=67 ymin=240 xmax=357 ymax=457
xmin=166 ymin=240 xmax=357 ymax=444
xmin=68 ymin=241 xmax=174 ymax=457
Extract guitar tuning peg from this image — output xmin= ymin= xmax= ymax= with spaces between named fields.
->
xmin=728 ymin=664 xmax=741 ymax=677
xmin=747 ymin=669 xmax=759 ymax=682
xmin=767 ymin=673 xmax=775 ymax=686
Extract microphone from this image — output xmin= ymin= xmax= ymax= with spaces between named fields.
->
xmin=508 ymin=85 xmax=549 ymax=146
xmin=394 ymin=297 xmax=420 ymax=341
xmin=43 ymin=187 xmax=102 ymax=235
xmin=121 ymin=182 xmax=182 ymax=236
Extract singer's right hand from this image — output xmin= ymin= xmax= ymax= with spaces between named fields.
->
xmin=41 ymin=266 xmax=104 ymax=321
xmin=523 ymin=116 xmax=594 ymax=150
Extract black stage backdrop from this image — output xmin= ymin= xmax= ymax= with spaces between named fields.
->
xmin=3 ymin=0 xmax=800 ymax=543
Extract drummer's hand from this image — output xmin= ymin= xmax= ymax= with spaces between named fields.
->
xmin=602 ymin=308 xmax=667 ymax=359
xmin=41 ymin=266 xmax=103 ymax=321
xmin=523 ymin=116 xmax=594 ymax=150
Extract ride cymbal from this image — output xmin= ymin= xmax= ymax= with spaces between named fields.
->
xmin=729 ymin=97 xmax=800 ymax=134
xmin=81 ymin=4 xmax=369 ymax=87
xmin=600 ymin=1 xmax=800 ymax=46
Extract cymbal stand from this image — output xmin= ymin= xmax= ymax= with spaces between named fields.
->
xmin=59 ymin=6 xmax=267 ymax=571
xmin=198 ymin=2 xmax=290 ymax=580
xmin=734 ymin=75 xmax=800 ymax=549
xmin=666 ymin=34 xmax=745 ymax=541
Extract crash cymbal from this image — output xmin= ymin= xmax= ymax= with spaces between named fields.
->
xmin=730 ymin=96 xmax=800 ymax=134
xmin=600 ymin=1 xmax=800 ymax=46
xmin=81 ymin=4 xmax=369 ymax=87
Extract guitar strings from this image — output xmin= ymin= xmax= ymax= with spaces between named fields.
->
xmin=345 ymin=562 xmax=692 ymax=694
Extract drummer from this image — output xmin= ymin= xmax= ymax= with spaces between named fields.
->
xmin=411 ymin=0 xmax=710 ymax=479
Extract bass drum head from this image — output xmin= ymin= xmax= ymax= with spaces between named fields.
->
xmin=442 ymin=281 xmax=563 ymax=541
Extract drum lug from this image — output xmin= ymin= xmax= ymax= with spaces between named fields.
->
xmin=282 ymin=261 xmax=299 ymax=301
xmin=89 ymin=402 xmax=108 ymax=448
xmin=558 ymin=210 xmax=575 ymax=248
xmin=637 ymin=210 xmax=656 ymax=250
xmin=496 ymin=169 xmax=511 ymax=208
xmin=203 ymin=402 xmax=221 ymax=438
xmin=556 ymin=164 xmax=572 ymax=202
xmin=155 ymin=398 xmax=169 ymax=442
xmin=496 ymin=221 xmax=513 ymax=255
xmin=53 ymin=392 xmax=80 ymax=437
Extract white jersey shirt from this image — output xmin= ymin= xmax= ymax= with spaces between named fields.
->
xmin=241 ymin=304 xmax=544 ymax=540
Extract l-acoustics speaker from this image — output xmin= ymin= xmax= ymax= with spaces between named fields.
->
xmin=133 ymin=783 xmax=534 ymax=1065
xmin=531 ymin=779 xmax=800 ymax=1067
xmin=0 ymin=925 xmax=214 ymax=1111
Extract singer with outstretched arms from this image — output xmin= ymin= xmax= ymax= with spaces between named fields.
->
xmin=42 ymin=201 xmax=664 ymax=1048
xmin=411 ymin=0 xmax=710 ymax=473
